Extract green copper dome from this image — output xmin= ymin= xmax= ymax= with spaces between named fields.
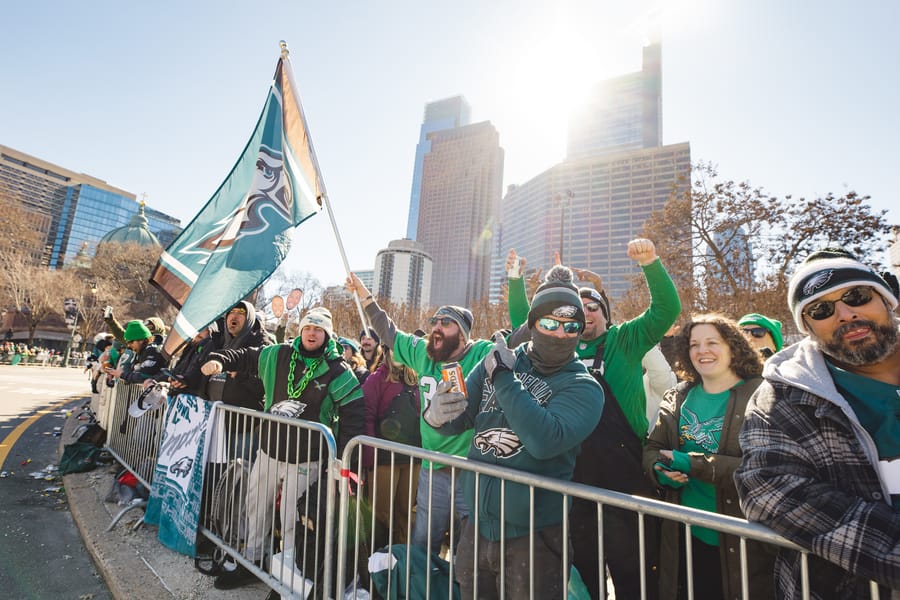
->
xmin=99 ymin=203 xmax=160 ymax=247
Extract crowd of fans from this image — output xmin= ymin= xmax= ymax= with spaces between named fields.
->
xmin=90 ymin=238 xmax=899 ymax=599
xmin=0 ymin=341 xmax=80 ymax=365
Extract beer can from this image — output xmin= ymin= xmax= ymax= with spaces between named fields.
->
xmin=508 ymin=256 xmax=523 ymax=279
xmin=441 ymin=362 xmax=467 ymax=396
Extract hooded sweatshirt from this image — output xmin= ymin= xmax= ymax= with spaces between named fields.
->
xmin=202 ymin=300 xmax=272 ymax=410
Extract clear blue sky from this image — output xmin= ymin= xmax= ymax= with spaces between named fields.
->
xmin=2 ymin=1 xmax=897 ymax=287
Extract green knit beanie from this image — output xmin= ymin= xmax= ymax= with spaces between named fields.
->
xmin=738 ymin=313 xmax=783 ymax=351
xmin=123 ymin=320 xmax=153 ymax=342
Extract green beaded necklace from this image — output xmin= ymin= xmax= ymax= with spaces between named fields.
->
xmin=286 ymin=343 xmax=323 ymax=399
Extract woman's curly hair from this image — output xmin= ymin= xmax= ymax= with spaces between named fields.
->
xmin=672 ymin=313 xmax=763 ymax=383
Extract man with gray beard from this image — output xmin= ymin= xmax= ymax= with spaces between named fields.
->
xmin=735 ymin=248 xmax=900 ymax=599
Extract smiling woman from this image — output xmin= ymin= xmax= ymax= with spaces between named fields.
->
xmin=643 ymin=313 xmax=771 ymax=600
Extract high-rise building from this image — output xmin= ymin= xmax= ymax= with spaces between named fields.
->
xmin=496 ymin=143 xmax=691 ymax=300
xmin=496 ymin=41 xmax=690 ymax=301
xmin=0 ymin=144 xmax=181 ymax=267
xmin=566 ymin=42 xmax=662 ymax=160
xmin=405 ymin=96 xmax=471 ymax=240
xmin=416 ymin=121 xmax=504 ymax=307
xmin=709 ymin=225 xmax=754 ymax=290
xmin=354 ymin=269 xmax=375 ymax=292
xmin=373 ymin=239 xmax=433 ymax=308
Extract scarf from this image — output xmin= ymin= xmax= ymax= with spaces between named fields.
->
xmin=526 ymin=329 xmax=579 ymax=375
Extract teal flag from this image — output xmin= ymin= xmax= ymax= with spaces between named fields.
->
xmin=151 ymin=52 xmax=324 ymax=357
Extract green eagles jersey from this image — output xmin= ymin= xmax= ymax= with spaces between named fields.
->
xmin=390 ymin=332 xmax=494 ymax=469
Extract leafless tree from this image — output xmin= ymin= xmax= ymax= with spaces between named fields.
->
xmin=626 ymin=162 xmax=890 ymax=335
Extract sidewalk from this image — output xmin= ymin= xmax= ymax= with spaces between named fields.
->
xmin=61 ymin=399 xmax=271 ymax=600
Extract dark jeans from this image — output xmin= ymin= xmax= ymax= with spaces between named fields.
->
xmin=456 ymin=520 xmax=570 ymax=600
xmin=676 ymin=534 xmax=722 ymax=600
xmin=571 ymin=502 xmax=660 ymax=599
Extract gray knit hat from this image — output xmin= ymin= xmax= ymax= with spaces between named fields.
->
xmin=432 ymin=306 xmax=474 ymax=339
xmin=528 ymin=266 xmax=586 ymax=329
xmin=788 ymin=248 xmax=898 ymax=333
xmin=298 ymin=307 xmax=334 ymax=339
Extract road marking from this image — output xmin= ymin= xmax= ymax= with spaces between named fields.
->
xmin=0 ymin=397 xmax=79 ymax=469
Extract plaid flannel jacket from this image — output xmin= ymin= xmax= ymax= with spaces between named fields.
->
xmin=734 ymin=339 xmax=899 ymax=599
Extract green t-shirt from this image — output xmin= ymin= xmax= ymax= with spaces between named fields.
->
xmin=828 ymin=362 xmax=900 ymax=509
xmin=679 ymin=385 xmax=729 ymax=546
xmin=391 ymin=332 xmax=494 ymax=469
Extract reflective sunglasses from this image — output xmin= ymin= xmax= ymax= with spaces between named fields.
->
xmin=537 ymin=317 xmax=583 ymax=334
xmin=804 ymin=286 xmax=875 ymax=321
xmin=228 ymin=307 xmax=247 ymax=315
xmin=741 ymin=327 xmax=768 ymax=338
xmin=430 ymin=316 xmax=455 ymax=327
xmin=584 ymin=302 xmax=602 ymax=313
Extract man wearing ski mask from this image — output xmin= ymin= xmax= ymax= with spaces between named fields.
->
xmin=427 ymin=265 xmax=605 ymax=599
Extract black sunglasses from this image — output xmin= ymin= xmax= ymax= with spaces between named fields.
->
xmin=584 ymin=302 xmax=601 ymax=313
xmin=804 ymin=286 xmax=875 ymax=321
xmin=537 ymin=317 xmax=583 ymax=334
xmin=741 ymin=327 xmax=768 ymax=339
xmin=429 ymin=316 xmax=455 ymax=327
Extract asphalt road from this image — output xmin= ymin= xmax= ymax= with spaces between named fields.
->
xmin=0 ymin=365 xmax=111 ymax=599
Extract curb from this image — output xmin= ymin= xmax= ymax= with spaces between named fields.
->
xmin=60 ymin=397 xmax=270 ymax=599
xmin=61 ymin=399 xmax=173 ymax=599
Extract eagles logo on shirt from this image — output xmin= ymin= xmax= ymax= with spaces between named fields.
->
xmin=473 ymin=428 xmax=523 ymax=458
xmin=270 ymin=400 xmax=308 ymax=419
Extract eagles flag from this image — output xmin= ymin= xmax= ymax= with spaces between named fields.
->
xmin=151 ymin=51 xmax=324 ymax=358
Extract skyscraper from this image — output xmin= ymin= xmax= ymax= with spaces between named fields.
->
xmin=405 ymin=96 xmax=471 ymax=240
xmin=0 ymin=144 xmax=181 ymax=268
xmin=374 ymin=239 xmax=433 ymax=308
xmin=566 ymin=42 xmax=662 ymax=160
xmin=416 ymin=121 xmax=504 ymax=306
xmin=495 ymin=41 xmax=691 ymax=301
xmin=496 ymin=143 xmax=691 ymax=301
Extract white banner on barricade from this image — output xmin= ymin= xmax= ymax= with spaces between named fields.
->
xmin=143 ymin=394 xmax=216 ymax=556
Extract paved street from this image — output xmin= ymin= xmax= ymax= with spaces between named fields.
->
xmin=0 ymin=365 xmax=111 ymax=599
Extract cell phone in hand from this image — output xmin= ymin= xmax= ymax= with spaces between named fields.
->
xmin=160 ymin=368 xmax=182 ymax=380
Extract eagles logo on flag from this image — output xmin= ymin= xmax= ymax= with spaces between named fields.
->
xmin=150 ymin=46 xmax=325 ymax=358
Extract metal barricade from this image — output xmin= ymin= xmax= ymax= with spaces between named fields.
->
xmin=336 ymin=436 xmax=885 ymax=600
xmin=196 ymin=403 xmax=339 ymax=600
xmin=104 ymin=381 xmax=167 ymax=487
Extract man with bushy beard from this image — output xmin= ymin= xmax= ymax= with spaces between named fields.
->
xmin=428 ymin=265 xmax=605 ymax=598
xmin=735 ymin=248 xmax=900 ymax=599
xmin=345 ymin=273 xmax=494 ymax=555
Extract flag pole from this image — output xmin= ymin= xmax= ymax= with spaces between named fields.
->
xmin=321 ymin=192 xmax=371 ymax=332
xmin=279 ymin=40 xmax=369 ymax=333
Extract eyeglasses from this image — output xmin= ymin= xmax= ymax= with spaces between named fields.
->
xmin=228 ymin=307 xmax=247 ymax=315
xmin=430 ymin=316 xmax=455 ymax=327
xmin=584 ymin=302 xmax=601 ymax=313
xmin=804 ymin=286 xmax=875 ymax=321
xmin=741 ymin=327 xmax=768 ymax=339
xmin=537 ymin=317 xmax=583 ymax=334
